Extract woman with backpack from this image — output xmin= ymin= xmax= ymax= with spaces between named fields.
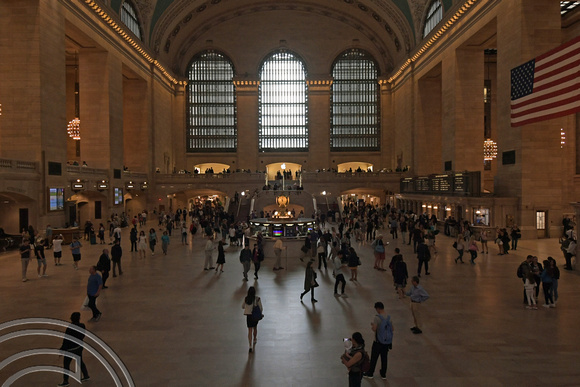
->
xmin=341 ymin=331 xmax=367 ymax=387
xmin=242 ymin=286 xmax=263 ymax=353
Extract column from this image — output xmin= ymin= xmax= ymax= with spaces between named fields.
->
xmin=234 ymin=79 xmax=259 ymax=171
xmin=307 ymin=78 xmax=332 ymax=169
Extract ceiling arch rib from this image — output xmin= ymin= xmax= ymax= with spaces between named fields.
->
xmin=150 ymin=0 xmax=415 ymax=75
xmin=172 ymin=5 xmax=398 ymax=76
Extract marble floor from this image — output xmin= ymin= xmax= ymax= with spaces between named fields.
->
xmin=1 ymin=225 xmax=579 ymax=387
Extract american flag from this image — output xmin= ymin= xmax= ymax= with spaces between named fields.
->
xmin=510 ymin=35 xmax=580 ymax=127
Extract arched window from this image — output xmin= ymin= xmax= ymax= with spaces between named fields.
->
xmin=331 ymin=49 xmax=380 ymax=151
xmin=259 ymin=51 xmax=308 ymax=152
xmin=186 ymin=51 xmax=237 ymax=152
xmin=423 ymin=0 xmax=443 ymax=38
xmin=121 ymin=1 xmax=142 ymax=40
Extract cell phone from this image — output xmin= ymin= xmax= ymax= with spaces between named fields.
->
xmin=343 ymin=338 xmax=350 ymax=342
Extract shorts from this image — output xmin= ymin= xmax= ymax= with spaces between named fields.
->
xmin=54 ymin=251 xmax=62 ymax=258
xmin=73 ymin=254 xmax=81 ymax=262
xmin=37 ymin=258 xmax=46 ymax=266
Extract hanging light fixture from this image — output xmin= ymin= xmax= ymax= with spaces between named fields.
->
xmin=483 ymin=138 xmax=497 ymax=161
xmin=67 ymin=52 xmax=81 ymax=140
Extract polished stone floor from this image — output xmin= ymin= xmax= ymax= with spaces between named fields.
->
xmin=1 ymin=224 xmax=579 ymax=387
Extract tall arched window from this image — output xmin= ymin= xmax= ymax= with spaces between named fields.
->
xmin=121 ymin=1 xmax=142 ymax=40
xmin=331 ymin=49 xmax=380 ymax=151
xmin=259 ymin=51 xmax=308 ymax=152
xmin=186 ymin=51 xmax=236 ymax=152
xmin=423 ymin=0 xmax=443 ymax=38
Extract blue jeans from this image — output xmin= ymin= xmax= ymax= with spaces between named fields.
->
xmin=511 ymin=237 xmax=519 ymax=250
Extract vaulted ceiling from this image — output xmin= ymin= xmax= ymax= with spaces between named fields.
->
xmin=107 ymin=0 xmax=454 ymax=77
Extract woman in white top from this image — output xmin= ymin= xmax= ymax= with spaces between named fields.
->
xmin=137 ymin=231 xmax=148 ymax=259
xmin=242 ymin=286 xmax=263 ymax=353
xmin=52 ymin=234 xmax=63 ymax=266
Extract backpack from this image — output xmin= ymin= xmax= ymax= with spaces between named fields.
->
xmin=376 ymin=315 xmax=393 ymax=345
xmin=516 ymin=264 xmax=524 ymax=278
xmin=452 ymin=241 xmax=457 ymax=249
xmin=360 ymin=350 xmax=371 ymax=373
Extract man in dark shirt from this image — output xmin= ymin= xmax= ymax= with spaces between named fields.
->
xmin=87 ymin=266 xmax=103 ymax=322
xmin=96 ymin=249 xmax=111 ymax=289
xmin=58 ymin=312 xmax=89 ymax=386
xmin=240 ymin=245 xmax=252 ymax=281
xmin=416 ymin=240 xmax=431 ymax=277
xmin=19 ymin=239 xmax=31 ymax=282
xmin=111 ymin=239 xmax=123 ymax=277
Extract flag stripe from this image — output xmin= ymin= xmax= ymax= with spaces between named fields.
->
xmin=535 ymin=43 xmax=580 ymax=73
xmin=535 ymin=57 xmax=580 ymax=84
xmin=511 ymin=35 xmax=580 ymax=127
xmin=512 ymin=82 xmax=580 ymax=112
xmin=512 ymin=77 xmax=580 ymax=109
xmin=511 ymin=102 xmax=580 ymax=127
xmin=512 ymin=91 xmax=580 ymax=118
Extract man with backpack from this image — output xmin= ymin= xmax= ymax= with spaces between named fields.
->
xmin=363 ymin=302 xmax=393 ymax=380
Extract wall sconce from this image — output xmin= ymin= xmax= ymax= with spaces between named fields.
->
xmin=97 ymin=180 xmax=108 ymax=191
xmin=126 ymin=181 xmax=135 ymax=190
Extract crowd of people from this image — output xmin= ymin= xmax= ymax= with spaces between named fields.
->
xmin=12 ymin=199 xmax=577 ymax=386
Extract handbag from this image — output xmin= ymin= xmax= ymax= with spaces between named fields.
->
xmin=251 ymin=299 xmax=263 ymax=321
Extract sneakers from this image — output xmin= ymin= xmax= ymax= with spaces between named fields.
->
xmin=334 ymin=293 xmax=340 ymax=297
xmin=363 ymin=373 xmax=373 ymax=379
xmin=22 ymin=278 xmax=27 ymax=282
xmin=542 ymin=304 xmax=550 ymax=308
xmin=549 ymin=304 xmax=556 ymax=308
xmin=57 ymin=382 xmax=70 ymax=386
xmin=81 ymin=376 xmax=90 ymax=381
xmin=381 ymin=375 xmax=387 ymax=380
xmin=525 ymin=305 xmax=533 ymax=309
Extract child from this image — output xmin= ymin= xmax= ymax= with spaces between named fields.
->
xmin=161 ymin=231 xmax=170 ymax=255
xmin=524 ymin=271 xmax=537 ymax=309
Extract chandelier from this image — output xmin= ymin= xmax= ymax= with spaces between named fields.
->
xmin=67 ymin=117 xmax=81 ymax=140
xmin=483 ymin=139 xmax=497 ymax=161
xmin=68 ymin=52 xmax=81 ymax=140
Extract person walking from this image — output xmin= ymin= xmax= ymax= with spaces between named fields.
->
xmin=333 ymin=251 xmax=348 ymax=297
xmin=416 ymin=240 xmax=431 ymax=277
xmin=215 ymin=240 xmax=225 ymax=272
xmin=341 ymin=332 xmax=366 ymax=387
xmin=454 ymin=235 xmax=465 ymax=263
xmin=86 ymin=266 xmax=102 ymax=322
xmin=96 ymin=249 xmax=111 ymax=289
xmin=347 ymin=247 xmax=360 ymax=281
xmin=480 ymin=230 xmax=489 ymax=254
xmin=540 ymin=259 xmax=556 ymax=308
xmin=251 ymin=243 xmax=264 ymax=279
xmin=393 ymin=253 xmax=408 ymax=299
xmin=317 ymin=239 xmax=328 ymax=270
xmin=57 ymin=312 xmax=90 ymax=386
xmin=129 ymin=226 xmax=138 ymax=252
xmin=363 ymin=302 xmax=393 ymax=380
xmin=98 ymin=223 xmax=105 ymax=244
xmin=35 ymin=238 xmax=48 ymax=277
xmin=19 ymin=239 xmax=31 ymax=282
xmin=111 ymin=239 xmax=123 ymax=277
xmin=161 ymin=230 xmax=170 ymax=255
xmin=468 ymin=237 xmax=479 ymax=265
xmin=70 ymin=237 xmax=82 ymax=270
xmin=242 ymin=286 xmax=263 ymax=353
xmin=137 ymin=231 xmax=147 ymax=259
xmin=273 ymin=237 xmax=285 ymax=270
xmin=239 ymin=244 xmax=252 ymax=281
xmin=300 ymin=261 xmax=318 ymax=302
xmin=149 ymin=228 xmax=157 ymax=256
xmin=53 ymin=234 xmax=63 ymax=266
xmin=204 ymin=235 xmax=215 ymax=271
xmin=371 ymin=235 xmax=386 ymax=270
xmin=406 ymin=276 xmax=429 ymax=334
